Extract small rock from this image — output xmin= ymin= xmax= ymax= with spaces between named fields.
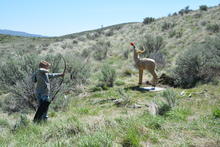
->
xmin=128 ymin=104 xmax=142 ymax=109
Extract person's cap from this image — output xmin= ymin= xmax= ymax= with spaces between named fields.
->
xmin=39 ymin=61 xmax=51 ymax=68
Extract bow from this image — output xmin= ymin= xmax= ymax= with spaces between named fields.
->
xmin=51 ymin=54 xmax=66 ymax=102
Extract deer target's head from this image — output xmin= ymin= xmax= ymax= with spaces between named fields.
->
xmin=130 ymin=42 xmax=145 ymax=54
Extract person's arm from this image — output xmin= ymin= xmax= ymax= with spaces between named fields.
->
xmin=48 ymin=73 xmax=64 ymax=79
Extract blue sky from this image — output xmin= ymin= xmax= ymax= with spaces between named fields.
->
xmin=0 ymin=0 xmax=219 ymax=36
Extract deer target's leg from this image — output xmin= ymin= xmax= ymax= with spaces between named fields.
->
xmin=139 ymin=69 xmax=143 ymax=85
xmin=149 ymin=70 xmax=158 ymax=86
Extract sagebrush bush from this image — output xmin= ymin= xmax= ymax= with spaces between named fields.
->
xmin=143 ymin=17 xmax=155 ymax=24
xmin=155 ymin=89 xmax=177 ymax=115
xmin=161 ymin=22 xmax=175 ymax=31
xmin=139 ymin=35 xmax=165 ymax=56
xmin=0 ymin=53 xmax=40 ymax=111
xmin=66 ymin=54 xmax=91 ymax=88
xmin=0 ymin=53 xmax=76 ymax=112
xmin=99 ymin=64 xmax=116 ymax=87
xmin=206 ymin=24 xmax=220 ymax=33
xmin=173 ymin=35 xmax=220 ymax=88
xmin=149 ymin=51 xmax=166 ymax=68
xmin=92 ymin=40 xmax=111 ymax=61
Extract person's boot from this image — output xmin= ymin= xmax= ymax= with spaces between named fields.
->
xmin=41 ymin=101 xmax=50 ymax=121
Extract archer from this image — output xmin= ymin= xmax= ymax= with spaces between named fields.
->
xmin=32 ymin=60 xmax=64 ymax=122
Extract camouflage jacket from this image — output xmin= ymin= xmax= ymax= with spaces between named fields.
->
xmin=32 ymin=68 xmax=62 ymax=98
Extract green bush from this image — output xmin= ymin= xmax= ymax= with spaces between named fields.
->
xmin=149 ymin=51 xmax=166 ymax=68
xmin=0 ymin=53 xmax=70 ymax=112
xmin=139 ymin=35 xmax=165 ymax=56
xmin=168 ymin=30 xmax=176 ymax=38
xmin=199 ymin=5 xmax=208 ymax=11
xmin=156 ymin=89 xmax=177 ymax=115
xmin=206 ymin=24 xmax=220 ymax=33
xmin=178 ymin=6 xmax=192 ymax=16
xmin=161 ymin=22 xmax=175 ymax=31
xmin=0 ymin=53 xmax=40 ymax=111
xmin=122 ymin=67 xmax=134 ymax=77
xmin=81 ymin=48 xmax=91 ymax=58
xmin=173 ymin=35 xmax=220 ymax=88
xmin=143 ymin=17 xmax=155 ymax=24
xmin=99 ymin=64 xmax=116 ymax=87
xmin=121 ymin=127 xmax=140 ymax=147
xmin=212 ymin=108 xmax=220 ymax=118
xmin=66 ymin=55 xmax=91 ymax=87
xmin=92 ymin=40 xmax=111 ymax=61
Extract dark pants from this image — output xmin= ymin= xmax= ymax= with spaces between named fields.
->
xmin=33 ymin=100 xmax=50 ymax=123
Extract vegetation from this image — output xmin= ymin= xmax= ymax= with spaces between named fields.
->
xmin=199 ymin=5 xmax=208 ymax=11
xmin=0 ymin=4 xmax=220 ymax=147
xmin=98 ymin=64 xmax=116 ymax=88
xmin=143 ymin=17 xmax=155 ymax=24
xmin=173 ymin=35 xmax=220 ymax=88
xmin=206 ymin=24 xmax=220 ymax=33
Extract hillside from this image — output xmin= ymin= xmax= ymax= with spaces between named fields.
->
xmin=0 ymin=29 xmax=46 ymax=37
xmin=0 ymin=5 xmax=220 ymax=147
xmin=1 ymin=6 xmax=220 ymax=69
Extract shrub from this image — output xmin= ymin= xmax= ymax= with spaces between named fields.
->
xmin=152 ymin=89 xmax=177 ymax=116
xmin=99 ymin=64 xmax=116 ymax=87
xmin=143 ymin=17 xmax=155 ymax=24
xmin=161 ymin=22 xmax=175 ymax=31
xmin=122 ymin=67 xmax=134 ymax=77
xmin=81 ymin=48 xmax=91 ymax=58
xmin=212 ymin=108 xmax=220 ymax=118
xmin=139 ymin=35 xmax=165 ymax=56
xmin=200 ymin=21 xmax=207 ymax=26
xmin=168 ymin=30 xmax=176 ymax=38
xmin=199 ymin=5 xmax=208 ymax=11
xmin=0 ymin=53 xmax=40 ymax=111
xmin=178 ymin=6 xmax=192 ymax=16
xmin=206 ymin=24 xmax=220 ymax=33
xmin=121 ymin=127 xmax=140 ymax=147
xmin=172 ymin=12 xmax=178 ymax=16
xmin=105 ymin=30 xmax=114 ymax=36
xmin=149 ymin=51 xmax=166 ymax=68
xmin=66 ymin=54 xmax=91 ymax=91
xmin=158 ymin=89 xmax=177 ymax=115
xmin=0 ymin=53 xmax=68 ymax=112
xmin=92 ymin=40 xmax=111 ymax=60
xmin=193 ymin=13 xmax=202 ymax=18
xmin=173 ymin=35 xmax=220 ymax=88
